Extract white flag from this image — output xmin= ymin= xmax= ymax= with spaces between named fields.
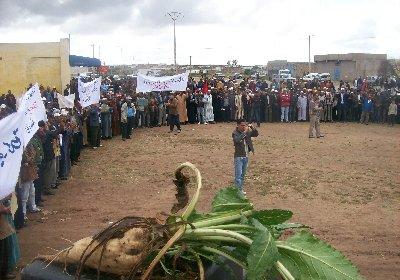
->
xmin=78 ymin=77 xmax=101 ymax=108
xmin=57 ymin=93 xmax=75 ymax=109
xmin=18 ymin=83 xmax=47 ymax=146
xmin=136 ymin=73 xmax=189 ymax=93
xmin=0 ymin=111 xmax=25 ymax=200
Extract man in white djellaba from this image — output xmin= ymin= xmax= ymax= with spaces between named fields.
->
xmin=203 ymin=89 xmax=214 ymax=124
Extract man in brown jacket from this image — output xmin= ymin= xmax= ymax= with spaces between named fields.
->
xmin=309 ymin=94 xmax=324 ymax=138
xmin=19 ymin=143 xmax=41 ymax=220
xmin=166 ymin=93 xmax=181 ymax=133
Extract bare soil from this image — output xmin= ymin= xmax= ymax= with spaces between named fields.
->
xmin=17 ymin=122 xmax=400 ymax=279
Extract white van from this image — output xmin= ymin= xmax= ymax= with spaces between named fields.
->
xmin=319 ymin=73 xmax=331 ymax=81
xmin=303 ymin=73 xmax=320 ymax=81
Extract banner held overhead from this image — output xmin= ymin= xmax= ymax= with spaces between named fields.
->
xmin=78 ymin=77 xmax=101 ymax=108
xmin=136 ymin=73 xmax=189 ymax=93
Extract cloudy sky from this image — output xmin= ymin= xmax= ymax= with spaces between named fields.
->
xmin=1 ymin=0 xmax=399 ymax=65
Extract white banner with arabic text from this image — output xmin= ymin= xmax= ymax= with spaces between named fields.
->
xmin=0 ymin=111 xmax=25 ymax=200
xmin=78 ymin=77 xmax=101 ymax=108
xmin=57 ymin=93 xmax=75 ymax=109
xmin=136 ymin=73 xmax=189 ymax=93
xmin=18 ymin=83 xmax=47 ymax=146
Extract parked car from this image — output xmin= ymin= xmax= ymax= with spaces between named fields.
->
xmin=303 ymin=73 xmax=320 ymax=81
xmin=366 ymin=76 xmax=378 ymax=85
xmin=319 ymin=73 xmax=331 ymax=81
xmin=215 ymin=72 xmax=225 ymax=79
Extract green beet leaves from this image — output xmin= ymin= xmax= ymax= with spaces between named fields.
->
xmin=212 ymin=187 xmax=253 ymax=212
xmin=246 ymin=219 xmax=279 ymax=280
xmin=250 ymin=209 xmax=293 ymax=226
xmin=277 ymin=231 xmax=364 ymax=280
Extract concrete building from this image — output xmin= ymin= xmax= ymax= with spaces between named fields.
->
xmin=0 ymin=38 xmax=70 ymax=95
xmin=314 ymin=53 xmax=387 ymax=81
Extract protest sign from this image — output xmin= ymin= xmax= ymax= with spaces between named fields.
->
xmin=0 ymin=112 xmax=25 ymax=200
xmin=57 ymin=93 xmax=75 ymax=109
xmin=18 ymin=83 xmax=47 ymax=145
xmin=78 ymin=77 xmax=101 ymax=108
xmin=136 ymin=73 xmax=189 ymax=93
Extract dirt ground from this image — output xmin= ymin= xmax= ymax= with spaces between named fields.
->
xmin=17 ymin=122 xmax=400 ymax=279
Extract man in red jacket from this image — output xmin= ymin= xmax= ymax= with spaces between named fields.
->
xmin=280 ymin=88 xmax=291 ymax=122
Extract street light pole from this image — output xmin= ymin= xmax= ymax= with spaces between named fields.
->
xmin=173 ymin=20 xmax=176 ymax=67
xmin=308 ymin=35 xmax=316 ymax=73
xmin=167 ymin=12 xmax=182 ymax=70
xmin=91 ymin=44 xmax=95 ymax=58
xmin=308 ymin=35 xmax=311 ymax=73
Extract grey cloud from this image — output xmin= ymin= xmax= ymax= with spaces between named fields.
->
xmin=0 ymin=0 xmax=217 ymax=34
xmin=1 ymin=0 xmax=135 ymax=23
xmin=133 ymin=0 xmax=217 ymax=28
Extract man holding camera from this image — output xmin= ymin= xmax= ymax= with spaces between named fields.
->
xmin=232 ymin=119 xmax=259 ymax=195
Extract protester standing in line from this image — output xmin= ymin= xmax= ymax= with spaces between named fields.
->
xmin=222 ymin=91 xmax=231 ymax=122
xmin=251 ymin=90 xmax=261 ymax=127
xmin=297 ymin=90 xmax=308 ymax=121
xmin=360 ymin=94 xmax=373 ymax=125
xmin=100 ymin=100 xmax=112 ymax=139
xmin=42 ymin=117 xmax=58 ymax=195
xmin=235 ymin=90 xmax=244 ymax=120
xmin=279 ymin=88 xmax=291 ymax=122
xmin=387 ymin=99 xmax=397 ymax=126
xmin=31 ymin=124 xmax=45 ymax=207
xmin=88 ymin=105 xmax=101 ymax=148
xmin=232 ymin=119 xmax=258 ymax=195
xmin=156 ymin=92 xmax=167 ymax=126
xmin=120 ymin=99 xmax=128 ymax=140
xmin=176 ymin=91 xmax=188 ymax=124
xmin=289 ymin=90 xmax=298 ymax=122
xmin=324 ymin=90 xmax=333 ymax=122
xmin=127 ymin=101 xmax=136 ymax=138
xmin=0 ymin=197 xmax=20 ymax=280
xmin=19 ymin=143 xmax=41 ymax=220
xmin=309 ymin=94 xmax=324 ymax=138
xmin=203 ymin=90 xmax=214 ymax=124
xmin=166 ymin=93 xmax=181 ymax=133
xmin=195 ymin=90 xmax=205 ymax=124
xmin=136 ymin=93 xmax=147 ymax=128
xmin=187 ymin=90 xmax=198 ymax=124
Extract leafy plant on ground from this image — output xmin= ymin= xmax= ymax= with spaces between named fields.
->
xmin=40 ymin=162 xmax=364 ymax=280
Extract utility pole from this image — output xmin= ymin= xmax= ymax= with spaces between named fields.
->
xmin=98 ymin=45 xmax=101 ymax=60
xmin=308 ymin=35 xmax=311 ymax=73
xmin=166 ymin=12 xmax=183 ymax=70
xmin=91 ymin=44 xmax=95 ymax=58
xmin=308 ymin=35 xmax=316 ymax=73
xmin=189 ymin=55 xmax=192 ymax=74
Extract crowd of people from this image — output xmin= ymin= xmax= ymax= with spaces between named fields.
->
xmin=0 ymin=73 xmax=399 ymax=278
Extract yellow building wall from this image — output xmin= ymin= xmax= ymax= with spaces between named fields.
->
xmin=0 ymin=38 xmax=70 ymax=96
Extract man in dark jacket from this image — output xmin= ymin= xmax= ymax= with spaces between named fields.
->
xmin=89 ymin=105 xmax=100 ymax=148
xmin=232 ymin=119 xmax=259 ymax=195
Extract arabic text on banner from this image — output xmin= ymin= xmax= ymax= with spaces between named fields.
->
xmin=136 ymin=73 xmax=189 ymax=93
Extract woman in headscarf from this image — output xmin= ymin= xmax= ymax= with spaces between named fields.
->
xmin=0 ymin=196 xmax=20 ymax=279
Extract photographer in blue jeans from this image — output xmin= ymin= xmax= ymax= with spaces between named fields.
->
xmin=232 ymin=119 xmax=258 ymax=195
